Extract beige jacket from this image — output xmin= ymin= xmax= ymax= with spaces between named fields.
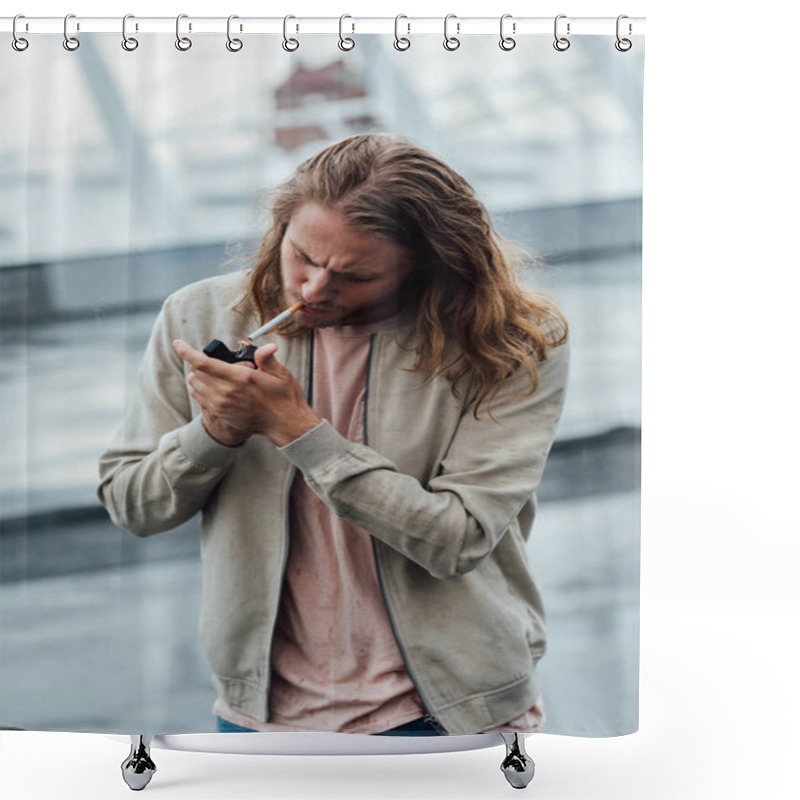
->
xmin=98 ymin=271 xmax=569 ymax=735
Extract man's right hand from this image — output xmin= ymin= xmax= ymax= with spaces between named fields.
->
xmin=180 ymin=348 xmax=257 ymax=447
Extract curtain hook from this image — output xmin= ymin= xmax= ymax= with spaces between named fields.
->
xmin=394 ymin=15 xmax=410 ymax=51
xmin=499 ymin=14 xmax=516 ymax=51
xmin=283 ymin=15 xmax=299 ymax=51
xmin=226 ymin=15 xmax=243 ymax=52
xmin=553 ymin=14 xmax=571 ymax=51
xmin=122 ymin=14 xmax=139 ymax=51
xmin=63 ymin=13 xmax=80 ymax=51
xmin=176 ymin=13 xmax=192 ymax=51
xmin=12 ymin=14 xmax=29 ymax=52
xmin=443 ymin=13 xmax=460 ymax=51
xmin=338 ymin=14 xmax=355 ymax=51
xmin=615 ymin=15 xmax=632 ymax=51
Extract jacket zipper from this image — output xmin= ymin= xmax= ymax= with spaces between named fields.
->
xmin=265 ymin=331 xmax=314 ymax=722
xmin=365 ymin=333 xmax=447 ymax=735
xmin=372 ymin=547 xmax=447 ymax=734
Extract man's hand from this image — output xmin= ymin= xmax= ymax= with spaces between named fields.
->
xmin=173 ymin=340 xmax=322 ymax=448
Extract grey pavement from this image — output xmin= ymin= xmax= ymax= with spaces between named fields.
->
xmin=0 ymin=490 xmax=639 ymax=735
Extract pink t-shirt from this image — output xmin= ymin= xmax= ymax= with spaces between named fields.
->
xmin=214 ymin=316 xmax=544 ymax=734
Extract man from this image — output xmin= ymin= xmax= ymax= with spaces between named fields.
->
xmin=98 ymin=133 xmax=569 ymax=736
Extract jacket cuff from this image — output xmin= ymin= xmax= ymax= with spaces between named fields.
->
xmin=174 ymin=415 xmax=242 ymax=469
xmin=277 ymin=419 xmax=353 ymax=475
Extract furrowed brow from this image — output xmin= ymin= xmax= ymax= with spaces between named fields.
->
xmin=290 ymin=239 xmax=377 ymax=279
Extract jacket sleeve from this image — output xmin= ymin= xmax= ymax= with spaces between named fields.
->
xmin=97 ymin=294 xmax=242 ymax=536
xmin=277 ymin=340 xmax=570 ymax=579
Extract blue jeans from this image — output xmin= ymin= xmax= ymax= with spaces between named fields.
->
xmin=216 ymin=716 xmax=260 ymax=733
xmin=215 ymin=716 xmax=443 ymax=736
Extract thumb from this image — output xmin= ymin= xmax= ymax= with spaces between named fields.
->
xmin=254 ymin=342 xmax=281 ymax=372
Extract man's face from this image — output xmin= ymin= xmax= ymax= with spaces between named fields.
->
xmin=280 ymin=201 xmax=416 ymax=328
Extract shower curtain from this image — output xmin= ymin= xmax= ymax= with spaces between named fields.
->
xmin=0 ymin=18 xmax=644 ymax=741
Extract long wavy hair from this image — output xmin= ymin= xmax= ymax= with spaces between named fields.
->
xmin=241 ymin=133 xmax=567 ymax=419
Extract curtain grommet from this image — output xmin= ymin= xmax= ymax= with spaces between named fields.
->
xmin=393 ymin=15 xmax=411 ymax=51
xmin=63 ymin=14 xmax=80 ymax=51
xmin=282 ymin=15 xmax=299 ymax=52
xmin=226 ymin=15 xmax=243 ymax=52
xmin=121 ymin=14 xmax=138 ymax=51
xmin=615 ymin=15 xmax=633 ymax=51
xmin=12 ymin=14 xmax=29 ymax=51
xmin=338 ymin=14 xmax=355 ymax=51
xmin=175 ymin=14 xmax=192 ymax=51
xmin=554 ymin=14 xmax=571 ymax=51
xmin=499 ymin=14 xmax=516 ymax=51
xmin=443 ymin=14 xmax=460 ymax=51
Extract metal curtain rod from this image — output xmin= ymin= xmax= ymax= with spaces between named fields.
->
xmin=1 ymin=16 xmax=646 ymax=36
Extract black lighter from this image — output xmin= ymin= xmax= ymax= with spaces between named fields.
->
xmin=203 ymin=339 xmax=257 ymax=366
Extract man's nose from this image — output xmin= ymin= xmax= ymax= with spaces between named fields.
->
xmin=302 ymin=270 xmax=335 ymax=303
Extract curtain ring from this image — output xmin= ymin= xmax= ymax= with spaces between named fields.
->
xmin=615 ymin=15 xmax=632 ymax=51
xmin=226 ymin=15 xmax=243 ymax=52
xmin=63 ymin=13 xmax=80 ymax=51
xmin=499 ymin=14 xmax=516 ymax=51
xmin=443 ymin=14 xmax=460 ymax=51
xmin=393 ymin=15 xmax=410 ymax=51
xmin=283 ymin=15 xmax=299 ymax=51
xmin=121 ymin=14 xmax=139 ymax=51
xmin=553 ymin=14 xmax=570 ymax=51
xmin=338 ymin=14 xmax=355 ymax=51
xmin=176 ymin=13 xmax=192 ymax=51
xmin=12 ymin=14 xmax=29 ymax=52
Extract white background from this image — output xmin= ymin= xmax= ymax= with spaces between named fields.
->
xmin=2 ymin=1 xmax=798 ymax=798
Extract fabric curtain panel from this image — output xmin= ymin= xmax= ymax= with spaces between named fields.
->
xmin=0 ymin=22 xmax=644 ymax=747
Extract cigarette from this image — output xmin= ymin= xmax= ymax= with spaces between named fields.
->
xmin=247 ymin=301 xmax=304 ymax=341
